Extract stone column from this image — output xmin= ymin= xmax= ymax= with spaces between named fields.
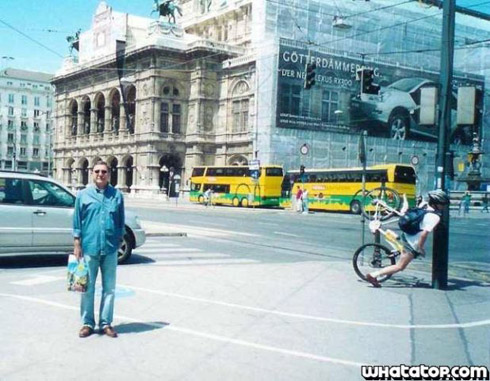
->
xmin=90 ymin=109 xmax=97 ymax=133
xmin=104 ymin=106 xmax=111 ymax=133
xmin=117 ymin=166 xmax=127 ymax=192
xmin=77 ymin=112 xmax=84 ymax=136
xmin=120 ymin=104 xmax=127 ymax=132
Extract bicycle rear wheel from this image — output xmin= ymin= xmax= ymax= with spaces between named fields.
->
xmin=353 ymin=243 xmax=396 ymax=283
xmin=361 ymin=187 xmax=401 ymax=221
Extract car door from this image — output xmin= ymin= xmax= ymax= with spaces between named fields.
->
xmin=0 ymin=176 xmax=33 ymax=252
xmin=27 ymin=179 xmax=75 ymax=249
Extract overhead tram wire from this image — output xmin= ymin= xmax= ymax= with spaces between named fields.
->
xmin=0 ymin=18 xmax=64 ymax=58
xmin=311 ymin=0 xmax=490 ymax=50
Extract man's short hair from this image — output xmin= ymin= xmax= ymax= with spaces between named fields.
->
xmin=93 ymin=160 xmax=109 ymax=170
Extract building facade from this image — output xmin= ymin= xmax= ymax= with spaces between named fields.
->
xmin=0 ymin=69 xmax=54 ymax=174
xmin=52 ymin=0 xmax=490 ymax=194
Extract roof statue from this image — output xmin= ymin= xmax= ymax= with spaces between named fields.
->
xmin=66 ymin=29 xmax=81 ymax=55
xmin=152 ymin=0 xmax=183 ymax=24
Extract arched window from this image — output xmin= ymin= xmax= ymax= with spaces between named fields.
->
xmin=231 ymin=81 xmax=250 ymax=133
xmin=160 ymin=85 xmax=182 ymax=134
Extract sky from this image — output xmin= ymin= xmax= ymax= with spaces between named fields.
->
xmin=0 ymin=0 xmax=489 ymax=75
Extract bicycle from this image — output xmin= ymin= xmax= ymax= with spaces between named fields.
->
xmin=352 ymin=187 xmax=412 ymax=283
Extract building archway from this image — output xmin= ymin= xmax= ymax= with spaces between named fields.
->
xmin=228 ymin=155 xmax=248 ymax=166
xmin=110 ymin=89 xmax=121 ymax=132
xmin=69 ymin=100 xmax=78 ymax=136
xmin=107 ymin=156 xmax=118 ymax=187
xmin=80 ymin=158 xmax=89 ymax=186
xmin=82 ymin=96 xmax=91 ymax=134
xmin=95 ymin=93 xmax=105 ymax=133
xmin=158 ymin=153 xmax=182 ymax=192
xmin=124 ymin=156 xmax=133 ymax=189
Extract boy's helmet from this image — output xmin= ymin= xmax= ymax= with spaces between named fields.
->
xmin=428 ymin=190 xmax=450 ymax=205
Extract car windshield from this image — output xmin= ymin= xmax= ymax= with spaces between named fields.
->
xmin=388 ymin=78 xmax=426 ymax=92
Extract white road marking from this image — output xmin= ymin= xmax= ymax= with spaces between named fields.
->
xmin=150 ymin=258 xmax=258 ymax=266
xmin=0 ymin=292 xmax=365 ymax=368
xmin=117 ymin=284 xmax=490 ymax=330
xmin=140 ymin=220 xmax=259 ymax=238
xmin=11 ymin=275 xmax=63 ymax=286
xmin=273 ymin=231 xmax=300 ymax=237
xmin=136 ymin=248 xmax=202 ymax=254
xmin=138 ymin=243 xmax=179 ymax=248
xmin=147 ymin=253 xmax=230 ymax=259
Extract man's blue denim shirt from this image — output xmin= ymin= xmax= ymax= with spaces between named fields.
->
xmin=73 ymin=184 xmax=125 ymax=256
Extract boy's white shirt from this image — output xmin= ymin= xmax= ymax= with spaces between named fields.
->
xmin=403 ymin=201 xmax=440 ymax=250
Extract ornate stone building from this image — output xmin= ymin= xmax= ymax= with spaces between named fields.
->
xmin=52 ymin=1 xmax=254 ymax=194
xmin=53 ymin=0 xmax=489 ymax=194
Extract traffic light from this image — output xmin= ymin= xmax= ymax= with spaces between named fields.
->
xmin=357 ymin=68 xmax=380 ymax=95
xmin=304 ymin=63 xmax=317 ymax=90
xmin=299 ymin=165 xmax=306 ymax=182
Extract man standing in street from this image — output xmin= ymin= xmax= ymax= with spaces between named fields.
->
xmin=73 ymin=160 xmax=125 ymax=338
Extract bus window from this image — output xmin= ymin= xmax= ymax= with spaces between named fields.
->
xmin=190 ymin=182 xmax=201 ymax=191
xmin=265 ymin=167 xmax=283 ymax=177
xmin=213 ymin=184 xmax=230 ymax=193
xmin=394 ymin=166 xmax=416 ymax=184
xmin=192 ymin=167 xmax=205 ymax=177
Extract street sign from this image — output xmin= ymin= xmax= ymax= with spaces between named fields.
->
xmin=249 ymin=159 xmax=260 ymax=171
xmin=250 ymin=169 xmax=259 ymax=180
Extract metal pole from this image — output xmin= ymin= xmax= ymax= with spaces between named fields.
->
xmin=360 ymin=131 xmax=367 ymax=246
xmin=432 ymin=0 xmax=455 ymax=290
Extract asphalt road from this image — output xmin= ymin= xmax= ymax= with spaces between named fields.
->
xmin=128 ymin=205 xmax=490 ymax=281
xmin=1 ymin=205 xmax=489 ymax=380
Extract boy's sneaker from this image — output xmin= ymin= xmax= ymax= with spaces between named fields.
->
xmin=366 ymin=274 xmax=381 ymax=288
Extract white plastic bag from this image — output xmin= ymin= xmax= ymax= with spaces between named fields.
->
xmin=67 ymin=254 xmax=88 ymax=293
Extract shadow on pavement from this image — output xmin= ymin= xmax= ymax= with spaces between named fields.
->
xmin=124 ymin=254 xmax=156 ymax=265
xmin=114 ymin=321 xmax=169 ymax=334
xmin=368 ymin=274 xmax=489 ymax=291
xmin=0 ymin=253 xmax=156 ymax=268
xmin=0 ymin=254 xmax=67 ymax=269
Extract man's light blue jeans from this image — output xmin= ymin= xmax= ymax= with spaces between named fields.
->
xmin=81 ymin=252 xmax=117 ymax=329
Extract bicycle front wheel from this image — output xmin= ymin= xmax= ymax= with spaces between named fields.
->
xmin=353 ymin=243 xmax=396 ymax=283
xmin=361 ymin=187 xmax=401 ymax=221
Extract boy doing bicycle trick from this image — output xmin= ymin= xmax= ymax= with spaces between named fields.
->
xmin=366 ymin=190 xmax=450 ymax=288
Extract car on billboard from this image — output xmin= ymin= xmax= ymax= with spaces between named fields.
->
xmin=351 ymin=77 xmax=473 ymax=144
xmin=0 ymin=170 xmax=146 ymax=264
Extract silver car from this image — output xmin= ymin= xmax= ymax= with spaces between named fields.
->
xmin=0 ymin=171 xmax=145 ymax=264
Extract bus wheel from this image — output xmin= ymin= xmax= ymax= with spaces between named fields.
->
xmin=232 ymin=197 xmax=240 ymax=207
xmin=350 ymin=200 xmax=362 ymax=214
xmin=241 ymin=198 xmax=249 ymax=207
xmin=198 ymin=195 xmax=204 ymax=204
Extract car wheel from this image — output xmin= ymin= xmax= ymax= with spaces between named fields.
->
xmin=388 ymin=112 xmax=409 ymax=140
xmin=241 ymin=198 xmax=249 ymax=207
xmin=198 ymin=195 xmax=204 ymax=204
xmin=118 ymin=230 xmax=133 ymax=264
xmin=232 ymin=197 xmax=240 ymax=207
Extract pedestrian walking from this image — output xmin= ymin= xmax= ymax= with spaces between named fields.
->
xmin=481 ymin=193 xmax=489 ymax=213
xmin=302 ymin=189 xmax=309 ymax=214
xmin=295 ymin=186 xmax=303 ymax=213
xmin=462 ymin=191 xmax=471 ymax=217
xmin=204 ymin=188 xmax=212 ymax=207
xmin=73 ymin=160 xmax=125 ymax=338
xmin=366 ymin=190 xmax=449 ymax=288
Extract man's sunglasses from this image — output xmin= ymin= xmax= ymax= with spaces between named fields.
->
xmin=94 ymin=170 xmax=107 ymax=174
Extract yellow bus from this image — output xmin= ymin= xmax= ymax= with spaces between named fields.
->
xmin=189 ymin=165 xmax=284 ymax=207
xmin=280 ymin=164 xmax=417 ymax=213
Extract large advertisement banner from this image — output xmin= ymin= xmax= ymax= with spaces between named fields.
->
xmin=276 ymin=41 xmax=484 ymax=145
